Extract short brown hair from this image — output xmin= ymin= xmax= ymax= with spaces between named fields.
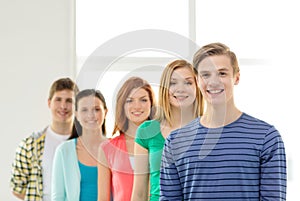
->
xmin=48 ymin=77 xmax=79 ymax=100
xmin=193 ymin=42 xmax=240 ymax=75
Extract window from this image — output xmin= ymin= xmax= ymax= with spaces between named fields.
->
xmin=76 ymin=2 xmax=299 ymax=198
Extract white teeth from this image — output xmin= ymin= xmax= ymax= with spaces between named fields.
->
xmin=208 ymin=89 xmax=223 ymax=94
xmin=174 ymin=95 xmax=187 ymax=99
xmin=86 ymin=120 xmax=98 ymax=124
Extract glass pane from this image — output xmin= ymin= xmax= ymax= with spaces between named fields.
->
xmin=196 ymin=2 xmax=300 ymax=200
xmin=196 ymin=0 xmax=300 ymax=59
xmin=76 ymin=0 xmax=189 ymax=58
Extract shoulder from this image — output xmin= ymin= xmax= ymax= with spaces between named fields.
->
xmin=17 ymin=129 xmax=47 ymax=151
xmin=163 ymin=118 xmax=200 ymax=159
xmin=234 ymin=113 xmax=283 ymax=143
xmin=137 ymin=120 xmax=161 ymax=138
xmin=238 ymin=113 xmax=275 ymax=131
xmin=101 ymin=135 xmax=127 ymax=157
xmin=139 ymin=119 xmax=160 ymax=129
xmin=169 ymin=118 xmax=200 ymax=140
xmin=56 ymin=139 xmax=76 ymax=153
xmin=101 ymin=134 xmax=124 ymax=149
xmin=110 ymin=134 xmax=124 ymax=143
xmin=171 ymin=117 xmax=200 ymax=135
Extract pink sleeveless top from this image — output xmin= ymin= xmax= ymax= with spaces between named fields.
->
xmin=101 ymin=133 xmax=133 ymax=201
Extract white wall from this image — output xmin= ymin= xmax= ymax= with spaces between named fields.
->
xmin=0 ymin=0 xmax=75 ymax=200
xmin=1 ymin=0 xmax=299 ymax=200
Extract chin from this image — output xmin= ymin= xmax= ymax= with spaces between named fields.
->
xmin=133 ymin=118 xmax=147 ymax=125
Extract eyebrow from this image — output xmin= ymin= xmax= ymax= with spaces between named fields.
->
xmin=199 ymin=70 xmax=210 ymax=74
xmin=171 ymin=76 xmax=194 ymax=80
xmin=218 ymin=68 xmax=229 ymax=71
xmin=127 ymin=95 xmax=148 ymax=99
xmin=199 ymin=68 xmax=229 ymax=73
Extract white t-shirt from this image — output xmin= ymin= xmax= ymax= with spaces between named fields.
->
xmin=129 ymin=156 xmax=135 ymax=170
xmin=42 ymin=127 xmax=70 ymax=201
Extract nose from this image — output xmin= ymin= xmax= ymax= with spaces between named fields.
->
xmin=173 ymin=82 xmax=186 ymax=93
xmin=87 ymin=110 xmax=96 ymax=118
xmin=207 ymin=74 xmax=221 ymax=86
xmin=60 ymin=101 xmax=67 ymax=109
xmin=132 ymin=100 xmax=142 ymax=109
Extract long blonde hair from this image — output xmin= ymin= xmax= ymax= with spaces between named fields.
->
xmin=155 ymin=59 xmax=203 ymax=126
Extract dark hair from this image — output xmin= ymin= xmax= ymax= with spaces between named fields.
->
xmin=112 ymin=77 xmax=156 ymax=135
xmin=69 ymin=89 xmax=107 ymax=139
xmin=48 ymin=77 xmax=79 ymax=100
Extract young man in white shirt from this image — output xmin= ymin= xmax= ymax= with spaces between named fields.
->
xmin=10 ymin=77 xmax=79 ymax=201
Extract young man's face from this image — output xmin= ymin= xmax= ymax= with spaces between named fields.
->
xmin=197 ymin=55 xmax=239 ymax=106
xmin=48 ymin=90 xmax=75 ymax=124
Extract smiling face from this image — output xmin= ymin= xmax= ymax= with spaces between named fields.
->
xmin=75 ymin=95 xmax=107 ymax=131
xmin=169 ymin=67 xmax=197 ymax=109
xmin=197 ymin=55 xmax=240 ymax=107
xmin=124 ymin=88 xmax=151 ymax=126
xmin=48 ymin=89 xmax=75 ymax=125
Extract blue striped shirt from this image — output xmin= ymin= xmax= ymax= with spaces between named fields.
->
xmin=160 ymin=113 xmax=286 ymax=200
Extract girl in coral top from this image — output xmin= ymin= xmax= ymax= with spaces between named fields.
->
xmin=98 ymin=77 xmax=156 ymax=201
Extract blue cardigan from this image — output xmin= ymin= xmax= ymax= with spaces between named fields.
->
xmin=52 ymin=139 xmax=80 ymax=201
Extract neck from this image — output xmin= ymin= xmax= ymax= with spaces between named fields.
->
xmin=170 ymin=105 xmax=196 ymax=128
xmin=51 ymin=121 xmax=72 ymax=135
xmin=201 ymin=102 xmax=241 ymax=128
xmin=80 ymin=128 xmax=105 ymax=146
xmin=125 ymin=121 xmax=139 ymax=138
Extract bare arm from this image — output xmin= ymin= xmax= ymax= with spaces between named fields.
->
xmin=131 ymin=142 xmax=149 ymax=201
xmin=98 ymin=146 xmax=112 ymax=201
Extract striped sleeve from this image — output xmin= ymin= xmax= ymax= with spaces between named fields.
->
xmin=260 ymin=126 xmax=286 ymax=200
xmin=160 ymin=136 xmax=183 ymax=200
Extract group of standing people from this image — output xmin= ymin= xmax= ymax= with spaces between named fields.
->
xmin=10 ymin=42 xmax=286 ymax=201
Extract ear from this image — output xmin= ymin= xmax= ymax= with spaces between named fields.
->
xmin=104 ymin=109 xmax=108 ymax=118
xmin=234 ymin=72 xmax=240 ymax=85
xmin=48 ymin=99 xmax=51 ymax=108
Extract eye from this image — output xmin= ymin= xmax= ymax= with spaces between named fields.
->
xmin=200 ymin=73 xmax=209 ymax=79
xmin=184 ymin=81 xmax=193 ymax=85
xmin=126 ymin=99 xmax=133 ymax=103
xmin=170 ymin=82 xmax=176 ymax=86
xmin=66 ymin=98 xmax=73 ymax=103
xmin=219 ymin=71 xmax=227 ymax=77
xmin=141 ymin=98 xmax=149 ymax=102
xmin=81 ymin=108 xmax=88 ymax=112
xmin=55 ymin=97 xmax=62 ymax=102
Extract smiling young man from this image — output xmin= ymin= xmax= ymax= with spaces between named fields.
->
xmin=10 ymin=77 xmax=78 ymax=201
xmin=160 ymin=43 xmax=286 ymax=200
